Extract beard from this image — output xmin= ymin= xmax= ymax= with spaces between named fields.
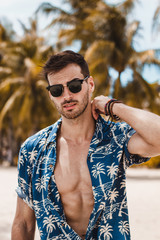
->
xmin=54 ymin=89 xmax=89 ymax=119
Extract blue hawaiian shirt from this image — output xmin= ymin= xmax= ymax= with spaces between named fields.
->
xmin=16 ymin=115 xmax=149 ymax=240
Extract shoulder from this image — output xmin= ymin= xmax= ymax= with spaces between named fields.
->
xmin=21 ymin=125 xmax=52 ymax=152
xmin=99 ymin=115 xmax=132 ymax=135
xmin=21 ymin=119 xmax=61 ymax=153
xmin=111 ymin=121 xmax=132 ymax=134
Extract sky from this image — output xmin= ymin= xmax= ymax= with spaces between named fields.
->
xmin=0 ymin=0 xmax=160 ymax=84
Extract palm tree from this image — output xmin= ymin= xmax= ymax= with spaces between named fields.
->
xmin=0 ymin=17 xmax=59 ymax=165
xmin=99 ymin=223 xmax=113 ymax=240
xmin=106 ymin=163 xmax=118 ymax=180
xmin=0 ymin=22 xmax=18 ymax=164
xmin=43 ymin=215 xmax=58 ymax=238
xmin=123 ymin=72 xmax=160 ymax=111
xmin=84 ymin=2 xmax=160 ymax=105
xmin=37 ymin=0 xmax=160 ymax=110
xmin=118 ymin=220 xmax=130 ymax=240
xmin=0 ymin=22 xmax=16 ymax=82
xmin=92 ymin=162 xmax=107 ymax=199
xmin=35 ymin=175 xmax=50 ymax=192
xmin=92 ymin=162 xmax=106 ymax=186
xmin=36 ymin=0 xmax=102 ymax=53
xmin=108 ymin=189 xmax=119 ymax=203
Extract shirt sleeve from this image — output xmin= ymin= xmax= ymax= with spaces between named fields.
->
xmin=123 ymin=125 xmax=150 ymax=168
xmin=16 ymin=142 xmax=34 ymax=209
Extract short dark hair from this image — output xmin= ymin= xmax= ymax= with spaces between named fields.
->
xmin=43 ymin=50 xmax=90 ymax=82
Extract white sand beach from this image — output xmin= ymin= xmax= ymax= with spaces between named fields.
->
xmin=0 ymin=166 xmax=160 ymax=240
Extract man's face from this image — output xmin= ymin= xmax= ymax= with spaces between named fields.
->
xmin=47 ymin=64 xmax=94 ymax=119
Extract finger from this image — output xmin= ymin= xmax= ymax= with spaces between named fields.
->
xmin=92 ymin=109 xmax=99 ymax=120
xmin=91 ymin=101 xmax=99 ymax=120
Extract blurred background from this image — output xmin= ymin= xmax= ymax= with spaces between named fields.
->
xmin=0 ymin=0 xmax=160 ymax=239
xmin=0 ymin=0 xmax=160 ymax=167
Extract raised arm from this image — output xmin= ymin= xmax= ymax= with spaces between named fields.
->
xmin=92 ymin=95 xmax=160 ymax=157
xmin=11 ymin=197 xmax=36 ymax=240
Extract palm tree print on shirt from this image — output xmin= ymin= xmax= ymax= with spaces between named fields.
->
xmin=118 ymin=221 xmax=130 ymax=240
xmin=92 ymin=162 xmax=107 ymax=199
xmin=107 ymin=163 xmax=118 ymax=181
xmin=99 ymin=223 xmax=113 ymax=240
xmin=16 ymin=115 xmax=149 ymax=239
xmin=43 ymin=215 xmax=58 ymax=239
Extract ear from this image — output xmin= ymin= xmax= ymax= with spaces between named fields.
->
xmin=88 ymin=76 xmax=95 ymax=94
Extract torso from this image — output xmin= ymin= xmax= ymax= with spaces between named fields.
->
xmin=55 ymin=135 xmax=94 ymax=239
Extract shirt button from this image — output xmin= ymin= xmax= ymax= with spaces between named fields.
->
xmin=49 ymin=164 xmax=53 ymax=168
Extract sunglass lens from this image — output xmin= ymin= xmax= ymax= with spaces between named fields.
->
xmin=50 ymin=85 xmax=63 ymax=97
xmin=69 ymin=80 xmax=82 ymax=93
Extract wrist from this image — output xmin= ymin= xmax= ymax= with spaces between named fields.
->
xmin=104 ymin=99 xmax=122 ymax=121
xmin=112 ymin=101 xmax=124 ymax=116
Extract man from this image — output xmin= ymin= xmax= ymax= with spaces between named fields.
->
xmin=12 ymin=50 xmax=160 ymax=240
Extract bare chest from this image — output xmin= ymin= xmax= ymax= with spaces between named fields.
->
xmin=54 ymin=138 xmax=94 ymax=236
xmin=54 ymin=138 xmax=92 ymax=194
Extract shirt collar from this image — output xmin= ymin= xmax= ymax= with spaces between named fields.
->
xmin=46 ymin=118 xmax=62 ymax=144
xmin=46 ymin=115 xmax=106 ymax=144
xmin=94 ymin=115 xmax=107 ymax=141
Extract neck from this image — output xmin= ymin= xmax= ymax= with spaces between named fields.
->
xmin=60 ymin=111 xmax=96 ymax=143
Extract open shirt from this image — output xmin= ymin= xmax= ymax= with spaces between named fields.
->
xmin=16 ymin=115 xmax=149 ymax=240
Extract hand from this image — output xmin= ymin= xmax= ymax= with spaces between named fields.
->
xmin=91 ymin=95 xmax=111 ymax=120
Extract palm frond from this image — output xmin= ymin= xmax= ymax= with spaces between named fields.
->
xmin=0 ymin=87 xmax=25 ymax=129
xmin=117 ymin=0 xmax=138 ymax=16
xmin=0 ymin=66 xmax=12 ymax=79
xmin=134 ymin=70 xmax=155 ymax=101
xmin=18 ymin=90 xmax=32 ymax=124
xmin=18 ymin=20 xmax=29 ymax=34
xmin=85 ymin=40 xmax=115 ymax=63
xmin=126 ymin=21 xmax=141 ymax=46
xmin=152 ymin=5 xmax=160 ymax=34
xmin=129 ymin=49 xmax=160 ymax=72
xmin=36 ymin=2 xmax=69 ymax=16
xmin=113 ymin=76 xmax=122 ymax=99
xmin=36 ymin=80 xmax=48 ymax=89
xmin=46 ymin=14 xmax=74 ymax=28
xmin=0 ymin=77 xmax=24 ymax=90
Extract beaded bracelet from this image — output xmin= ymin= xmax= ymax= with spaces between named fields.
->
xmin=104 ymin=99 xmax=122 ymax=121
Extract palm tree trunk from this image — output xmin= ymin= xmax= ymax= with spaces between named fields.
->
xmin=113 ymin=73 xmax=122 ymax=99
xmin=7 ymin=116 xmax=14 ymax=166
xmin=98 ymin=174 xmax=107 ymax=200
xmin=118 ymin=195 xmax=126 ymax=217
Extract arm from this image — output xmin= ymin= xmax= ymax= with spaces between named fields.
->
xmin=92 ymin=95 xmax=160 ymax=157
xmin=11 ymin=197 xmax=36 ymax=240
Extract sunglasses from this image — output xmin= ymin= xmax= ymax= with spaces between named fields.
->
xmin=46 ymin=76 xmax=89 ymax=97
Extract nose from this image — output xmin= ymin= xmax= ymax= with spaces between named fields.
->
xmin=62 ymin=85 xmax=72 ymax=100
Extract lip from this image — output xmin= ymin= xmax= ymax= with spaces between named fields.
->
xmin=63 ymin=103 xmax=77 ymax=110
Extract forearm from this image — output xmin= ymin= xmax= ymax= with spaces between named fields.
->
xmin=11 ymin=222 xmax=35 ymax=240
xmin=113 ymin=103 xmax=160 ymax=147
xmin=92 ymin=95 xmax=160 ymax=156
